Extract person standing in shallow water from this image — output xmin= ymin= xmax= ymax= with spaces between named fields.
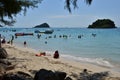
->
xmin=53 ymin=50 xmax=59 ymax=59
xmin=24 ymin=41 xmax=27 ymax=47
xmin=10 ymin=35 xmax=14 ymax=45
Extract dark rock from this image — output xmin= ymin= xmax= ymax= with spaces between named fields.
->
xmin=65 ymin=77 xmax=72 ymax=80
xmin=2 ymin=71 xmax=33 ymax=80
xmin=34 ymin=69 xmax=58 ymax=80
xmin=34 ymin=69 xmax=67 ymax=80
xmin=0 ymin=48 xmax=8 ymax=59
xmin=90 ymin=72 xmax=109 ymax=80
xmin=55 ymin=71 xmax=67 ymax=80
xmin=79 ymin=70 xmax=109 ymax=80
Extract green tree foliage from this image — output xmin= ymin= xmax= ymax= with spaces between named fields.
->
xmin=0 ymin=0 xmax=42 ymax=26
xmin=88 ymin=19 xmax=116 ymax=28
xmin=0 ymin=0 xmax=93 ymax=26
xmin=65 ymin=0 xmax=92 ymax=12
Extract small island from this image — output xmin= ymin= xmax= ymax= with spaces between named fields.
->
xmin=34 ymin=23 xmax=50 ymax=28
xmin=88 ymin=19 xmax=116 ymax=28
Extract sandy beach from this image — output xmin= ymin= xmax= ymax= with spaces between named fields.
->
xmin=1 ymin=44 xmax=120 ymax=80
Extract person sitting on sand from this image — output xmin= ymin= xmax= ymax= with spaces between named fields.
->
xmin=53 ymin=50 xmax=59 ymax=59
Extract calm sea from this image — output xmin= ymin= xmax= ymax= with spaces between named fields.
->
xmin=0 ymin=27 xmax=120 ymax=71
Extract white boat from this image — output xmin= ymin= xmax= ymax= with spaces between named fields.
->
xmin=39 ymin=29 xmax=54 ymax=34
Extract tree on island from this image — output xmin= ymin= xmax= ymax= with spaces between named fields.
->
xmin=88 ymin=19 xmax=116 ymax=28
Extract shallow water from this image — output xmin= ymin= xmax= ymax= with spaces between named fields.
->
xmin=0 ymin=27 xmax=120 ymax=70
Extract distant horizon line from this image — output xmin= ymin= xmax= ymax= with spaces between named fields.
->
xmin=1 ymin=26 xmax=120 ymax=29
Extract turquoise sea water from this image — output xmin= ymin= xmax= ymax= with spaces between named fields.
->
xmin=0 ymin=27 xmax=120 ymax=70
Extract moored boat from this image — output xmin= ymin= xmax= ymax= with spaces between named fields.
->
xmin=15 ymin=33 xmax=33 ymax=36
xmin=39 ymin=29 xmax=54 ymax=34
xmin=34 ymin=30 xmax=40 ymax=33
xmin=15 ymin=33 xmax=24 ymax=36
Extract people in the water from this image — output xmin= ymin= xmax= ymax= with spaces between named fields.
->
xmin=1 ymin=38 xmax=6 ymax=44
xmin=24 ymin=41 xmax=27 ymax=47
xmin=92 ymin=33 xmax=96 ymax=37
xmin=37 ymin=34 xmax=41 ymax=39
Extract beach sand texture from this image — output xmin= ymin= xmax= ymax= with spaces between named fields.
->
xmin=1 ymin=44 xmax=120 ymax=80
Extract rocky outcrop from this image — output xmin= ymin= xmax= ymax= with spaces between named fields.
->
xmin=34 ymin=23 xmax=50 ymax=28
xmin=79 ymin=71 xmax=109 ymax=80
xmin=0 ymin=48 xmax=8 ymax=59
xmin=34 ymin=69 xmax=72 ymax=80
xmin=88 ymin=19 xmax=116 ymax=28
xmin=2 ymin=71 xmax=33 ymax=80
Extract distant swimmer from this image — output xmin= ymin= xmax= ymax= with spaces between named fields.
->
xmin=37 ymin=34 xmax=41 ymax=39
xmin=54 ymin=35 xmax=56 ymax=38
xmin=78 ymin=35 xmax=81 ymax=39
xmin=24 ymin=41 xmax=27 ymax=47
xmin=92 ymin=33 xmax=96 ymax=37
xmin=45 ymin=41 xmax=47 ymax=44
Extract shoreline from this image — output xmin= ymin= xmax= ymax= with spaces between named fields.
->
xmin=1 ymin=44 xmax=120 ymax=79
xmin=13 ymin=42 xmax=116 ymax=68
xmin=11 ymin=43 xmax=120 ymax=73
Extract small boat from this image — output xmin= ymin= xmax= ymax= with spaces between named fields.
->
xmin=39 ymin=29 xmax=54 ymax=34
xmin=23 ymin=33 xmax=33 ymax=36
xmin=34 ymin=30 xmax=40 ymax=33
xmin=15 ymin=33 xmax=24 ymax=36
xmin=11 ymin=29 xmax=16 ymax=32
xmin=45 ymin=29 xmax=54 ymax=34
xmin=15 ymin=33 xmax=33 ymax=36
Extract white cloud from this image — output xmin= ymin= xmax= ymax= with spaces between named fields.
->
xmin=48 ymin=14 xmax=82 ymax=19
